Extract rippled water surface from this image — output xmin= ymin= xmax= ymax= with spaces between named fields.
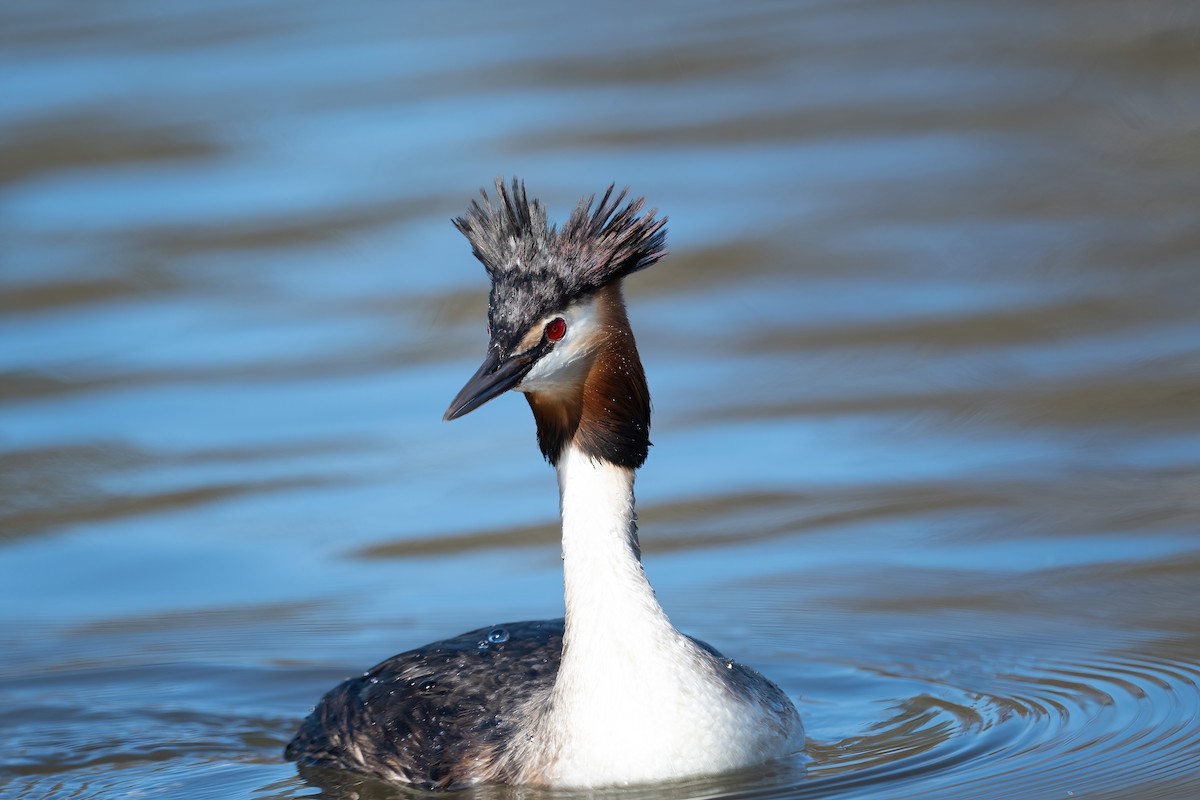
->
xmin=3 ymin=2 xmax=1199 ymax=799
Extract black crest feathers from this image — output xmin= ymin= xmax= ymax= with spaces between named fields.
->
xmin=453 ymin=178 xmax=552 ymax=281
xmin=559 ymin=182 xmax=668 ymax=288
xmin=452 ymin=178 xmax=667 ymax=355
xmin=453 ymin=177 xmax=667 ymax=299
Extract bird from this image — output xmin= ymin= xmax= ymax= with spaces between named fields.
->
xmin=285 ymin=178 xmax=804 ymax=790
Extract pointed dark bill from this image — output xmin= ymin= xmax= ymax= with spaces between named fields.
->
xmin=443 ymin=348 xmax=536 ymax=421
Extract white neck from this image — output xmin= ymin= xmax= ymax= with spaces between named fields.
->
xmin=557 ymin=444 xmax=669 ymax=644
xmin=525 ymin=444 xmax=778 ymax=786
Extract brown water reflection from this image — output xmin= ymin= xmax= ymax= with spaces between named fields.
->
xmin=2 ymin=1 xmax=1199 ymax=799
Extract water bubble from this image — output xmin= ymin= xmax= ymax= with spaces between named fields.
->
xmin=488 ymin=627 xmax=510 ymax=643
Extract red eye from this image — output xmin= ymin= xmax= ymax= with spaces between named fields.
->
xmin=545 ymin=318 xmax=566 ymax=342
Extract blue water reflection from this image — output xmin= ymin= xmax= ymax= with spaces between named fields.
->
xmin=2 ymin=1 xmax=1199 ymax=798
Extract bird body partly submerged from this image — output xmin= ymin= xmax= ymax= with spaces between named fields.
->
xmin=286 ymin=612 xmax=798 ymax=789
xmin=286 ymin=180 xmax=803 ymax=789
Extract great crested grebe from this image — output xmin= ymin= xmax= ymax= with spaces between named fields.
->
xmin=285 ymin=178 xmax=803 ymax=789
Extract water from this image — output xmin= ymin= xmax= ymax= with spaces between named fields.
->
xmin=2 ymin=1 xmax=1199 ymax=798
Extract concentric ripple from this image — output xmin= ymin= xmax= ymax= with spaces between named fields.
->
xmin=790 ymin=650 xmax=1200 ymax=799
